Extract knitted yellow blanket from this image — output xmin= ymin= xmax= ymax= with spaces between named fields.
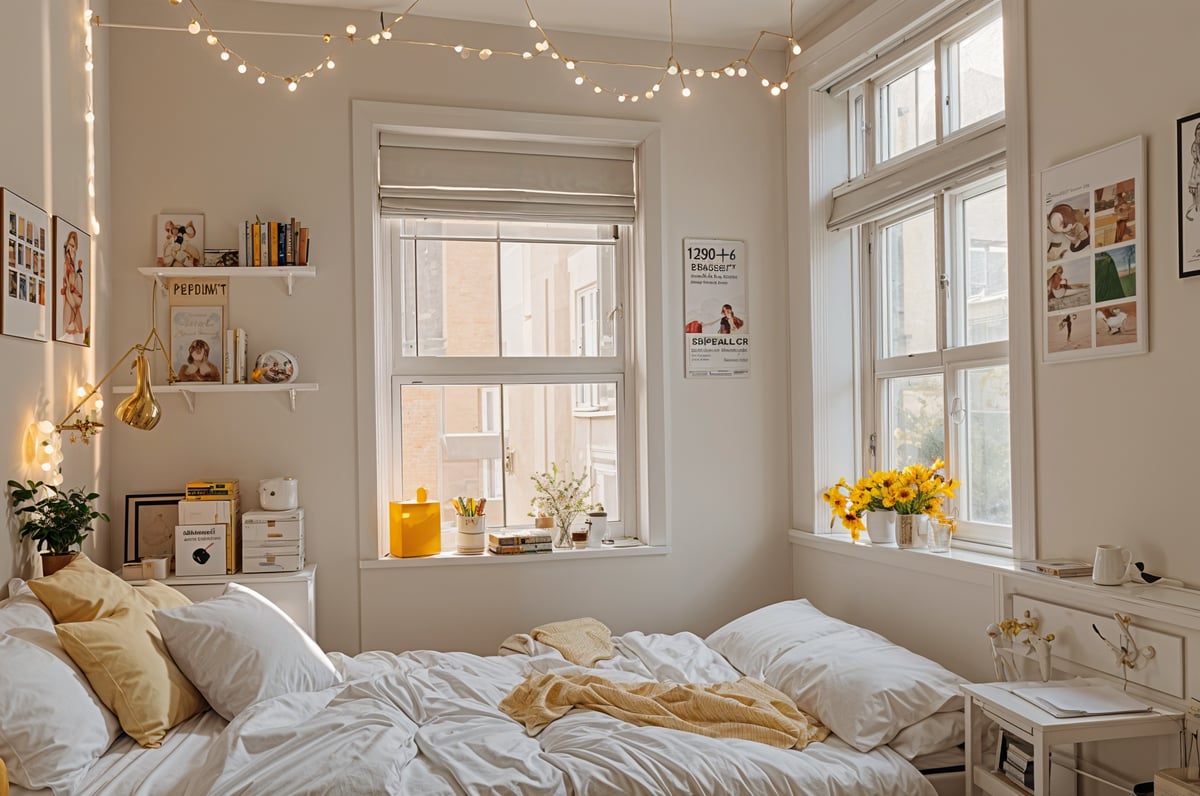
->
xmin=500 ymin=672 xmax=829 ymax=750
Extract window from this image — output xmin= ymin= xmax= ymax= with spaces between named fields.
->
xmin=355 ymin=104 xmax=663 ymax=559
xmin=841 ymin=2 xmax=1013 ymax=547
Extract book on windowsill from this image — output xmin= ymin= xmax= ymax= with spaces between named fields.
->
xmin=1018 ymin=558 xmax=1093 ymax=577
xmin=488 ymin=531 xmax=553 ymax=547
xmin=488 ymin=543 xmax=553 ymax=555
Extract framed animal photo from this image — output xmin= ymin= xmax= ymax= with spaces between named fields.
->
xmin=52 ymin=216 xmax=91 ymax=346
xmin=2 ymin=188 xmax=50 ymax=342
xmin=156 ymin=213 xmax=205 ymax=268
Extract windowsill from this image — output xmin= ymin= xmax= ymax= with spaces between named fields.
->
xmin=362 ymin=542 xmax=668 ymax=569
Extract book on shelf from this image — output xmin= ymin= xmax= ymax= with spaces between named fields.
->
xmin=223 ymin=329 xmax=234 ymax=384
xmin=1018 ymin=558 xmax=1093 ymax=577
xmin=488 ymin=531 xmax=553 ymax=547
xmin=233 ymin=328 xmax=247 ymax=383
xmin=997 ymin=731 xmax=1035 ymax=792
xmin=488 ymin=543 xmax=553 ymax=555
xmin=239 ymin=218 xmax=309 ymax=267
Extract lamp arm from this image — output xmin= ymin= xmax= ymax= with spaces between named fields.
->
xmin=55 ymin=342 xmax=142 ymax=430
xmin=55 ymin=325 xmax=176 ymax=430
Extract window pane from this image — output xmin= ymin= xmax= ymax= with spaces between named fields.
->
xmin=409 ymin=219 xmax=497 ymax=238
xmin=499 ymin=222 xmax=612 ymax=241
xmin=964 ymin=365 xmax=1011 ymax=525
xmin=408 ymin=239 xmax=499 ymax=356
xmin=880 ymin=61 xmax=935 ymax=160
xmin=962 ymin=184 xmax=1008 ymax=345
xmin=955 ymin=17 xmax=1005 ymax=129
xmin=397 ymin=381 xmax=619 ymax=533
xmin=882 ymin=210 xmax=937 ymax=356
xmin=499 ymin=241 xmax=616 ymax=357
xmin=885 ymin=374 xmax=944 ymax=468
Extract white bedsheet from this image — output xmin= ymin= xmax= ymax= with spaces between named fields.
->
xmin=19 ymin=632 xmax=936 ymax=795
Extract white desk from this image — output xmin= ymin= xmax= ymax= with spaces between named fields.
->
xmin=151 ymin=564 xmax=316 ymax=635
xmin=963 ymin=680 xmax=1182 ymax=796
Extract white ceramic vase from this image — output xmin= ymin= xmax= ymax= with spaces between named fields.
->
xmin=864 ymin=510 xmax=896 ymax=545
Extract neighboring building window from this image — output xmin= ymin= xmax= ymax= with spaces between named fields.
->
xmin=836 ymin=2 xmax=1012 ymax=546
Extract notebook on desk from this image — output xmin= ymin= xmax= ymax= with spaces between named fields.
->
xmin=1011 ymin=684 xmax=1154 ymax=718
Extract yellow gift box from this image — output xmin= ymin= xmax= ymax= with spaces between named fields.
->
xmin=389 ymin=487 xmax=441 ymax=558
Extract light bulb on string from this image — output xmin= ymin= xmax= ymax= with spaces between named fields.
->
xmin=681 ymin=87 xmax=691 ymax=97
xmin=529 ymin=19 xmax=538 ymax=28
xmin=761 ymin=78 xmax=769 ymax=87
xmin=345 ymin=24 xmax=356 ymax=35
xmin=381 ymin=29 xmax=392 ymax=39
xmin=696 ymin=68 xmax=705 ymax=77
xmin=257 ymin=73 xmax=267 ymax=85
xmin=770 ymin=85 xmax=781 ymax=96
xmin=238 ymin=62 xmax=247 ymax=74
xmin=479 ymin=48 xmax=492 ymax=60
xmin=737 ymin=67 xmax=748 ymax=77
xmin=631 ymin=94 xmax=639 ymax=102
xmin=780 ymin=81 xmax=789 ymax=90
xmin=653 ymin=83 xmax=661 ymax=92
xmin=550 ymin=52 xmax=559 ymax=60
xmin=326 ymin=58 xmax=335 ymax=69
xmin=219 ymin=50 xmax=230 ymax=61
xmin=712 ymin=72 xmax=720 ymax=79
xmin=725 ymin=66 xmax=735 ymax=76
xmin=454 ymin=44 xmax=463 ymax=53
xmin=667 ymin=63 xmax=678 ymax=75
xmin=574 ymin=76 xmax=584 ymax=85
xmin=84 ymin=109 xmax=95 ymax=123
xmin=682 ymin=68 xmax=690 ymax=75
xmin=522 ymin=51 xmax=532 ymax=59
xmin=85 ymin=60 xmax=94 ymax=72
xmin=187 ymin=19 xmax=200 ymax=34
xmin=645 ymin=90 xmax=654 ymax=99
xmin=593 ymin=85 xmax=602 ymax=94
xmin=792 ymin=42 xmax=802 ymax=55
xmin=535 ymin=41 xmax=549 ymax=52
xmin=206 ymin=33 xmax=218 ymax=45
xmin=369 ymin=34 xmax=380 ymax=44
xmin=565 ymin=60 xmax=575 ymax=70
xmin=617 ymin=94 xmax=626 ymax=103
xmin=304 ymin=70 xmax=314 ymax=78
xmin=287 ymin=78 xmax=297 ymax=92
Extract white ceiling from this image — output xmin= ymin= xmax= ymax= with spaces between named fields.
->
xmin=261 ymin=0 xmax=843 ymax=50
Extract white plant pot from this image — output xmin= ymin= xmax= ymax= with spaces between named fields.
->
xmin=864 ymin=510 xmax=896 ymax=545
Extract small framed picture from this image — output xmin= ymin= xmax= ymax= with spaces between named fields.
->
xmin=52 ymin=216 xmax=91 ymax=346
xmin=155 ymin=213 xmax=205 ymax=268
xmin=1178 ymin=111 xmax=1200 ymax=277
xmin=170 ymin=305 xmax=224 ymax=382
xmin=124 ymin=492 xmax=185 ymax=564
xmin=202 ymin=248 xmax=238 ymax=268
xmin=2 ymin=188 xmax=49 ymax=341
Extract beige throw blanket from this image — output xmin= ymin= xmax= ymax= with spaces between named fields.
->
xmin=500 ymin=672 xmax=829 ymax=750
xmin=526 ymin=616 xmax=615 ymax=667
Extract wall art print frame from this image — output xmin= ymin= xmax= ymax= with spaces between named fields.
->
xmin=2 ymin=188 xmax=50 ymax=342
xmin=1040 ymin=136 xmax=1146 ymax=364
xmin=52 ymin=216 xmax=91 ymax=346
xmin=1177 ymin=110 xmax=1200 ymax=277
xmin=124 ymin=492 xmax=185 ymax=564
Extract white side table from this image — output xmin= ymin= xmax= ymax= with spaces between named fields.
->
xmin=151 ymin=564 xmax=317 ymax=636
xmin=963 ymin=680 xmax=1182 ymax=796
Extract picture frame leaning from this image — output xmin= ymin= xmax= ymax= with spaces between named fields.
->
xmin=124 ymin=492 xmax=185 ymax=565
xmin=1177 ymin=110 xmax=1200 ymax=277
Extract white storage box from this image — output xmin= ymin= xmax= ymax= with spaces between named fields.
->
xmin=242 ymin=509 xmax=304 ymax=573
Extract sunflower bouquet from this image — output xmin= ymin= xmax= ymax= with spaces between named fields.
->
xmin=822 ymin=458 xmax=959 ymax=542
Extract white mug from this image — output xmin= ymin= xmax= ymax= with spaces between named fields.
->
xmin=1093 ymin=545 xmax=1132 ymax=586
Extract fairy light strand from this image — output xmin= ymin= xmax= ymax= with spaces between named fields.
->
xmin=98 ymin=0 xmax=800 ymax=99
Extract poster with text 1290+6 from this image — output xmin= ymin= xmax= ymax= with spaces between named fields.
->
xmin=683 ymin=238 xmax=748 ymax=378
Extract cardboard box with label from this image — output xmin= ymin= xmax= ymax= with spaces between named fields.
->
xmin=174 ymin=524 xmax=228 ymax=576
xmin=242 ymin=508 xmax=304 ymax=573
xmin=177 ymin=497 xmax=240 ymax=574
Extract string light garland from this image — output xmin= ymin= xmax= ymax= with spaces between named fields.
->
xmin=92 ymin=0 xmax=801 ymax=100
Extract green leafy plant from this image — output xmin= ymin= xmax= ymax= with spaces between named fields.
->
xmin=8 ymin=479 xmax=108 ymax=555
xmin=528 ymin=464 xmax=598 ymax=547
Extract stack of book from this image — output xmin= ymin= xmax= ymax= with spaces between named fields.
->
xmin=1018 ymin=558 xmax=1093 ymax=578
xmin=238 ymin=218 xmax=309 ymax=268
xmin=487 ymin=531 xmax=553 ymax=555
xmin=222 ymin=328 xmax=249 ymax=384
xmin=998 ymin=731 xmax=1035 ymax=792
xmin=176 ymin=480 xmax=241 ymax=576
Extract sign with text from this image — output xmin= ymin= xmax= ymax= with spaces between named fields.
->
xmin=683 ymin=238 xmax=748 ymax=378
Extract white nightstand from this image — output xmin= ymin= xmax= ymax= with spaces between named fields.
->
xmin=154 ymin=564 xmax=317 ymax=636
xmin=963 ymin=680 xmax=1183 ymax=796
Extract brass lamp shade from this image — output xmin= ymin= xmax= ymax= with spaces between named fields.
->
xmin=114 ymin=351 xmax=161 ymax=431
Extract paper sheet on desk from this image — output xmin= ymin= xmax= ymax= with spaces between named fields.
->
xmin=1011 ymin=684 xmax=1153 ymax=718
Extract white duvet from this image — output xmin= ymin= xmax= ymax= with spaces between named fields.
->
xmin=162 ymin=631 xmax=935 ymax=796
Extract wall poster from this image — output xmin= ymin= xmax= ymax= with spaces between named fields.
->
xmin=1040 ymin=136 xmax=1146 ymax=363
xmin=2 ymin=188 xmax=50 ymax=342
xmin=683 ymin=238 xmax=749 ymax=378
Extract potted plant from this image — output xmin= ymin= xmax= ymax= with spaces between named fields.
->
xmin=529 ymin=464 xmax=598 ymax=548
xmin=8 ymin=479 xmax=108 ymax=575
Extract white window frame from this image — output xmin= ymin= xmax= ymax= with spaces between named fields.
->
xmin=351 ymin=101 xmax=668 ymax=561
xmin=793 ymin=0 xmax=1033 ymax=557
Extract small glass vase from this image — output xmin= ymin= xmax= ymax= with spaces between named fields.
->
xmin=927 ymin=520 xmax=953 ymax=553
xmin=895 ymin=513 xmax=928 ymax=549
xmin=554 ymin=523 xmax=573 ymax=549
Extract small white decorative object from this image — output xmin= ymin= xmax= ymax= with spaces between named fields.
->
xmin=251 ymin=349 xmax=298 ymax=384
xmin=1092 ymin=612 xmax=1156 ymax=687
xmin=259 ymin=477 xmax=299 ymax=511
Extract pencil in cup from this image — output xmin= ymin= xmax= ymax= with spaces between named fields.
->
xmin=452 ymin=497 xmax=486 ymax=517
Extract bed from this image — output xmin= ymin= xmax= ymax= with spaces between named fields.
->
xmin=1 ymin=557 xmax=968 ymax=795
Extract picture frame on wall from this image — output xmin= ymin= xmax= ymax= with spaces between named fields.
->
xmin=2 ymin=188 xmax=50 ymax=342
xmin=124 ymin=492 xmax=185 ymax=564
xmin=1040 ymin=136 xmax=1147 ymax=363
xmin=52 ymin=216 xmax=91 ymax=346
xmin=1177 ymin=110 xmax=1200 ymax=277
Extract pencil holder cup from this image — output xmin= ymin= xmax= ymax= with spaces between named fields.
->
xmin=456 ymin=514 xmax=486 ymax=555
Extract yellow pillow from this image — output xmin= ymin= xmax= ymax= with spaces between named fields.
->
xmin=28 ymin=554 xmax=135 ymax=623
xmin=136 ymin=579 xmax=192 ymax=611
xmin=55 ymin=592 xmax=207 ymax=748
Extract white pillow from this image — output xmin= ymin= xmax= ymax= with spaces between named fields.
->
xmin=0 ymin=580 xmax=122 ymax=795
xmin=706 ymin=599 xmax=967 ymax=753
xmin=155 ymin=581 xmax=339 ymax=720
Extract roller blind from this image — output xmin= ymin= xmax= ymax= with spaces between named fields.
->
xmin=378 ymin=133 xmax=636 ymax=223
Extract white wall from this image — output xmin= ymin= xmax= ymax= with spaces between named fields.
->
xmin=106 ymin=0 xmax=791 ymax=654
xmin=0 ymin=0 xmax=111 ymax=584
